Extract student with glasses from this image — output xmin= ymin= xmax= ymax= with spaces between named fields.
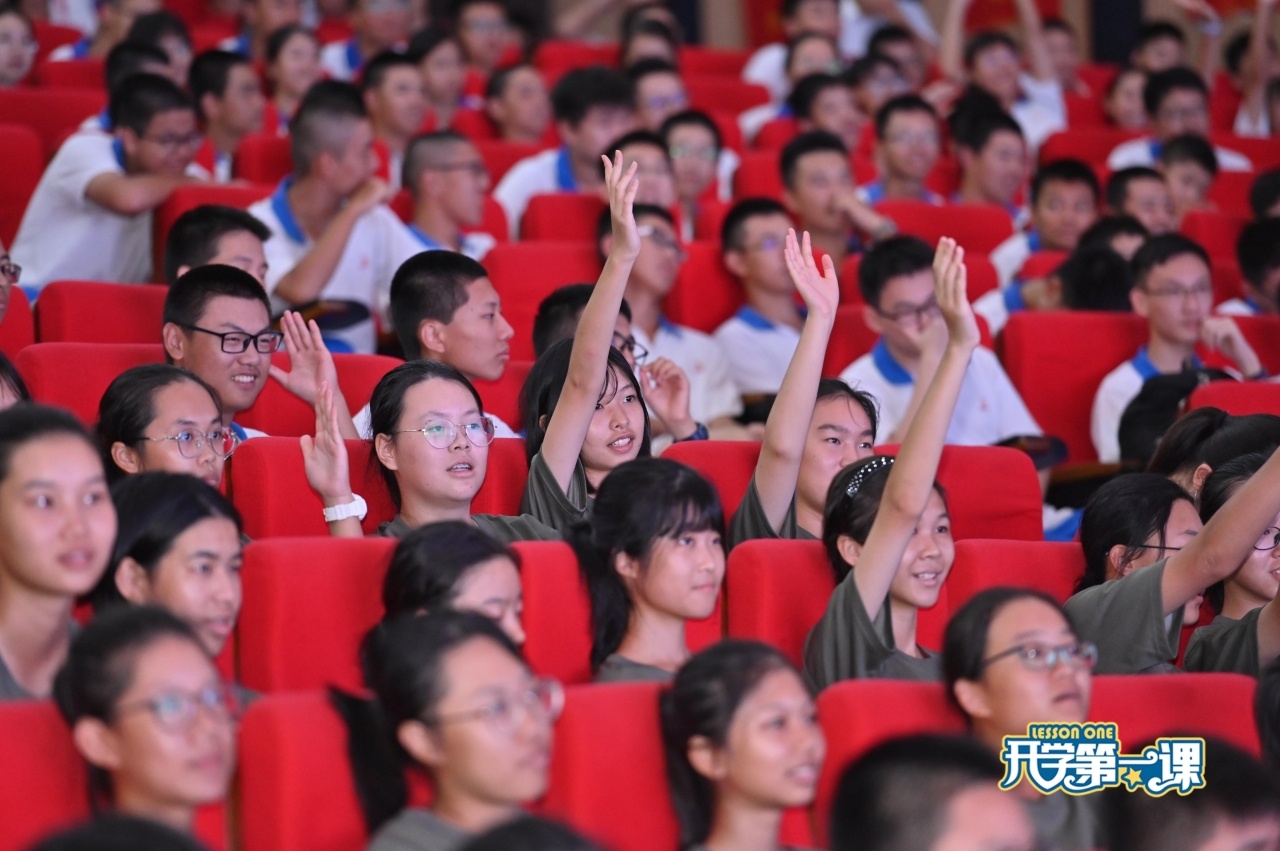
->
xmin=1069 ymin=442 xmax=1280 ymax=674
xmin=54 ymin=607 xmax=237 ymax=834
xmin=332 ymin=611 xmax=560 ymax=850
xmin=401 ymin=131 xmax=498 ymax=260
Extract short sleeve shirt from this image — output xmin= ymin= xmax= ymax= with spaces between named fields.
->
xmin=713 ymin=307 xmax=802 ymax=397
xmin=728 ymin=474 xmax=817 ymax=550
xmin=594 ymin=654 xmax=673 ymax=684
xmin=376 ymin=513 xmax=560 ymax=543
xmin=1183 ymin=608 xmax=1263 ymax=676
xmin=1063 ymin=559 xmax=1183 ymax=674
xmin=634 ymin=318 xmax=743 ymax=424
xmin=366 ymin=808 xmax=467 ymax=851
xmin=520 ymin=452 xmax=591 ymax=534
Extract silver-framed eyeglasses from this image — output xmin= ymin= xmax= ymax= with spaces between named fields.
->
xmin=141 ymin=427 xmax=240 ymax=459
xmin=979 ymin=641 xmax=1099 ymax=672
xmin=427 ymin=677 xmax=564 ymax=735
xmin=397 ymin=417 xmax=496 ymax=449
xmin=115 ymin=682 xmax=240 ymax=732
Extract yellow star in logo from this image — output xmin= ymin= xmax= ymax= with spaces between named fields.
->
xmin=1122 ymin=768 xmax=1144 ymax=790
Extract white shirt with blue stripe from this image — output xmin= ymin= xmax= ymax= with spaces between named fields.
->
xmin=712 ymin=305 xmax=802 ymax=396
xmin=1091 ymin=346 xmax=1201 ymax=463
xmin=492 ymin=147 xmax=579 ymax=237
xmin=406 ymin=225 xmax=495 ymax=262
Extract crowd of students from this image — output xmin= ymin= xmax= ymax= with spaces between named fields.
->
xmin=4 ymin=0 xmax=1280 ymax=848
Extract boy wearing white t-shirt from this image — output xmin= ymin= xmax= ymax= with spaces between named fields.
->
xmin=401 ymin=131 xmax=497 ymax=260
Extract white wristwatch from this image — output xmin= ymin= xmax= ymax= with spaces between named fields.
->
xmin=323 ymin=494 xmax=368 ymax=523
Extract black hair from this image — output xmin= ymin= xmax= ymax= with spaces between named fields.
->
xmin=626 ymin=56 xmax=680 ymax=85
xmin=786 ymin=72 xmax=847 ymax=121
xmin=1258 ymin=655 xmax=1280 ymax=776
xmin=1106 ymin=65 xmax=1146 ymax=99
xmin=660 ymin=109 xmax=723 ymax=153
xmin=594 ymin=200 xmax=674 ymax=249
xmin=1148 ymin=410 xmax=1280 ymax=486
xmin=486 ymin=61 xmax=539 ymax=103
xmin=456 ymin=817 xmax=604 ymax=851
xmin=1131 ymin=233 xmax=1209 ymax=289
xmin=779 ymin=130 xmax=847 ymax=190
xmin=660 ymin=640 xmax=799 ymax=848
xmin=93 ymin=472 xmax=242 ymax=612
xmin=332 ymin=611 xmax=523 ymax=832
xmin=53 ymin=606 xmax=207 ymax=812
xmin=265 ymin=23 xmax=318 ymax=66
xmin=382 ymin=520 xmax=520 ymax=618
xmin=866 ymin=22 xmax=913 ymax=56
xmin=361 ymin=49 xmax=419 ymax=92
xmin=531 ymin=283 xmax=632 ymax=358
xmin=963 ymin=30 xmax=1018 ymax=70
xmin=621 ymin=19 xmax=679 ymax=66
xmin=950 ymin=104 xmax=1022 ymax=153
xmin=389 ymin=250 xmax=489 ymax=360
xmin=784 ymin=30 xmax=837 ymax=78
xmin=817 ymin=377 xmax=879 ymax=438
xmin=104 ymin=42 xmax=169 ymax=93
xmin=1057 ymin=244 xmax=1136 ymax=311
xmin=1224 ymin=30 xmax=1253 ymax=78
xmin=163 ymin=264 xmax=271 ymax=330
xmin=1105 ymin=166 xmax=1165 ymax=212
xmin=596 ymin=129 xmax=669 ymax=179
xmin=0 ymin=352 xmax=30 ymax=406
xmin=1238 ymin=217 xmax=1280 ymax=289
xmin=290 ymin=79 xmax=367 ymax=176
xmin=29 ymin=814 xmax=211 ymax=851
xmin=551 ymin=66 xmax=634 ymax=126
xmin=188 ymin=49 xmax=251 ymax=119
xmin=830 ymin=733 xmax=1006 ymax=851
xmin=519 ymin=337 xmax=652 ymax=467
xmin=845 ymin=52 xmax=903 ymax=87
xmin=162 ymin=204 xmax=271 ymax=286
xmin=1031 ymin=158 xmax=1099 ymax=206
xmin=108 ymin=73 xmax=194 ymax=137
xmin=402 ymin=129 xmax=474 ymax=192
xmin=95 ymin=364 xmax=223 ymax=484
xmin=0 ymin=403 xmax=98 ymax=487
xmin=620 ymin=1 xmax=680 ymax=41
xmin=1199 ymin=450 xmax=1272 ymax=611
xmin=1143 ymin=66 xmax=1206 ymax=117
xmin=368 ymin=360 xmax=487 ymax=509
xmin=1135 ymin=20 xmax=1186 ymax=53
xmin=1078 ymin=214 xmax=1148 ymax=250
xmin=719 ymin=197 xmax=789 ymax=251
xmin=1250 ymin=169 xmax=1280 ymax=218
xmin=125 ymin=10 xmax=190 ymax=54
xmin=873 ymin=93 xmax=935 ymax=141
xmin=1078 ymin=472 xmax=1194 ymax=591
xmin=1043 ymin=17 xmax=1076 ymax=37
xmin=405 ymin=25 xmax=457 ymax=64
xmin=857 ymin=234 xmax=934 ymax=307
xmin=566 ymin=457 xmax=724 ymax=670
xmin=1159 ymin=133 xmax=1218 ymax=177
xmin=783 ymin=0 xmax=837 ymax=18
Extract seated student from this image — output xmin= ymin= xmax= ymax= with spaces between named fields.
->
xmin=740 ymin=31 xmax=841 ymax=143
xmin=1225 ymin=217 xmax=1280 ymax=316
xmin=742 ymin=0 xmax=841 ymax=104
xmin=1130 ymin=20 xmax=1187 ymax=74
xmin=54 ymin=607 xmax=237 ymax=834
xmin=11 ymin=74 xmax=202 ymax=291
xmin=1157 ymin=132 xmax=1217 ymax=225
xmin=628 ymin=58 xmax=688 ymax=133
xmin=1069 ymin=445 xmax=1280 ymax=674
xmin=0 ymin=6 xmax=36 ymax=88
xmin=494 ymin=66 xmax=635 ymax=235
xmin=407 ymin=28 xmax=467 ymax=132
xmin=951 ymin=107 xmax=1029 ymax=225
xmin=1146 ymin=408 xmax=1280 ymax=498
xmin=728 ymin=230 xmax=877 ymax=547
xmin=1185 ymin=452 xmax=1280 ymax=675
xmin=846 ymin=53 xmax=910 ymax=124
xmin=265 ymin=25 xmax=321 ymax=135
xmin=452 ymin=0 xmax=510 ymax=76
xmin=662 ymin=641 xmax=825 ymax=851
xmin=602 ymin=130 xmax=677 ymax=212
xmin=569 ymin=457 xmax=725 ymax=682
xmin=247 ymin=80 xmax=422 ymax=354
xmin=1105 ymin=66 xmax=1150 ymax=130
xmin=484 ymin=62 xmax=551 ymax=144
xmin=456 ymin=817 xmax=602 ymax=851
xmin=938 ymin=0 xmax=1065 ymax=152
xmin=49 ymin=0 xmax=160 ymax=61
xmin=0 ymin=405 xmax=115 ymax=701
xmin=1107 ymin=738 xmax=1280 ymax=851
xmin=187 ymin=50 xmax=266 ymax=184
xmin=989 ymin=158 xmax=1099 ymax=286
xmin=1091 ymin=235 xmax=1264 ymax=464
xmin=789 ymin=72 xmax=864 ymax=153
xmin=839 ymin=236 xmax=1039 ymax=445
xmin=1108 ymin=67 xmax=1252 ymax=172
xmin=333 ymin=612 xmax=560 ymax=849
xmin=1042 ymin=17 xmax=1090 ymax=95
xmin=381 ymin=521 xmax=524 ymax=644
xmin=1105 ymin=166 xmax=1176 ymax=236
xmin=831 ymin=734 xmax=1036 ymax=851
xmin=97 ymin=364 xmax=236 ymax=489
xmin=125 ymin=11 xmax=193 ymax=89
xmin=620 ymin=17 xmax=680 ymax=69
xmin=857 ymin=94 xmax=942 ymax=205
xmin=661 ymin=110 xmax=730 ymax=235
xmin=361 ymin=51 xmax=427 ymax=191
xmin=1078 ymin=212 xmax=1149 ymax=260
xmin=76 ymin=42 xmax=172 ymax=134
xmin=320 ymin=0 xmax=409 ymax=81
xmin=863 ymin=22 xmax=933 ymax=91
xmin=805 ymin=238 xmax=975 ymax=690
xmin=219 ymin=0 xmax=301 ymax=61
xmin=944 ymin=589 xmax=1104 ymax=850
xmin=401 ymin=131 xmax=496 ymax=258
xmin=30 ymin=814 xmax=211 ymax=851
xmin=1225 ymin=0 xmax=1278 ymax=138
xmin=780 ymin=131 xmax=896 ymax=270
xmin=162 ymin=204 xmax=270 ymax=286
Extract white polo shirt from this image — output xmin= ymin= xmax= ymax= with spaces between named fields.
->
xmin=1090 ymin=346 xmax=1181 ymax=463
xmin=634 ymin=317 xmax=743 ymax=424
xmin=839 ymin=340 xmax=1040 ymax=445
xmin=405 ymin=225 xmax=496 ymax=262
xmin=1106 ymin=137 xmax=1253 ymax=172
xmin=320 ymin=38 xmax=363 ymax=81
xmin=973 ymin=282 xmax=1029 ymax=337
xmin=989 ymin=229 xmax=1048 ymax=287
xmin=713 ymin=306 xmax=801 ymax=396
xmin=11 ymin=134 xmax=153 ymax=289
xmin=492 ymin=146 xmax=578 ymax=237
xmin=1010 ymin=74 xmax=1067 ymax=153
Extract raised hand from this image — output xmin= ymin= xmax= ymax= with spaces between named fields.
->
xmin=641 ymin=356 xmax=696 ymax=439
xmin=301 ymin=381 xmax=352 ymax=504
xmin=603 ymin=150 xmax=641 ymax=260
xmin=784 ymin=229 xmax=839 ymax=320
xmin=1201 ymin=316 xmax=1262 ymax=377
xmin=932 ymin=237 xmax=980 ymax=352
xmin=270 ymin=310 xmax=339 ymax=405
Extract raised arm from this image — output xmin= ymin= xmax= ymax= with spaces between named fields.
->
xmin=1240 ymin=0 xmax=1279 ymax=131
xmin=752 ymin=229 xmax=840 ymax=530
xmin=302 ymin=382 xmax=363 ymax=538
xmin=1174 ymin=0 xmax=1224 ymax=86
xmin=938 ymin=0 xmax=974 ymax=83
xmin=270 ymin=310 xmax=360 ymax=439
xmin=537 ymin=153 xmax=640 ymax=492
xmin=1014 ymin=0 xmax=1056 ymax=82
xmin=853 ymin=238 xmax=980 ymax=617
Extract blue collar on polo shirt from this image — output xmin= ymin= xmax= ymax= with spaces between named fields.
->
xmin=1131 ymin=345 xmax=1202 ymax=380
xmin=111 ymin=138 xmax=126 ymax=169
xmin=1025 ymin=229 xmax=1042 ymax=252
xmin=345 ymin=38 xmax=363 ymax=75
xmin=229 ymin=422 xmax=249 ymax=442
xmin=736 ymin=305 xmax=805 ymax=329
xmin=97 ymin=107 xmax=112 ymax=131
xmin=231 ymin=32 xmax=251 ymax=56
xmin=71 ymin=37 xmax=90 ymax=58
xmin=861 ymin=180 xmax=886 ymax=204
xmin=408 ymin=224 xmax=451 ymax=251
xmin=270 ymin=177 xmax=306 ymax=244
xmin=554 ymin=147 xmax=577 ymax=191
xmin=1148 ymin=138 xmax=1162 ymax=161
xmin=1004 ymin=283 xmax=1027 ymax=314
xmin=1244 ymin=296 xmax=1262 ymax=314
xmin=657 ymin=315 xmax=683 ymax=339
xmin=871 ymin=338 xmax=913 ymax=386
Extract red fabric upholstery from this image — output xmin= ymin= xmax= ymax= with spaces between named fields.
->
xmin=36 ymin=280 xmax=166 ymax=344
xmin=1232 ymin=316 xmax=1280 ymax=374
xmin=484 ymin=241 xmax=601 ymax=362
xmin=152 ymin=183 xmax=274 ymax=282
xmin=227 ymin=436 xmax=527 ymax=538
xmin=1210 ymin=133 xmax=1280 ymax=172
xmin=660 ymin=440 xmax=759 ymax=519
xmin=1188 ymin=380 xmax=1280 ymax=415
xmin=734 ymin=150 xmax=785 ymax=201
xmin=472 ymin=359 xmax=532 ymax=431
xmin=946 ymin=539 xmax=1086 ymax=610
xmin=1017 ymin=250 xmax=1070 ymax=281
xmin=1207 ymin=172 xmax=1256 ymax=219
xmin=724 ymin=539 xmax=835 ymax=667
xmin=664 ymin=241 xmax=744 ymax=334
xmin=0 ymin=124 xmax=42 ymax=245
xmin=16 ymin=342 xmax=165 ymax=423
xmin=521 ymin=193 xmax=605 ymax=241
xmin=875 ymin=201 xmax=1015 ymax=256
xmin=679 ymin=46 xmax=750 ymax=77
xmin=1091 ymin=673 xmax=1259 ymax=755
xmin=1038 ymin=127 xmax=1143 ymax=167
xmin=31 ymin=21 xmax=82 ymax=63
xmin=1180 ymin=209 xmax=1248 ymax=261
xmin=34 ymin=58 xmax=104 ymax=89
xmin=0 ymin=287 xmax=35 ymax=359
xmin=822 ymin=305 xmax=879 ymax=376
xmin=0 ymin=88 xmax=106 ymax=159
xmin=531 ymin=40 xmax=618 ymax=83
xmin=686 ymin=76 xmax=771 ymax=114
xmin=754 ymin=117 xmax=799 ymax=150
xmin=234 ymin=353 xmax=402 ymax=436
xmin=476 ymin=140 xmax=547 ymax=184
xmin=233 ymin=134 xmax=293 ymax=184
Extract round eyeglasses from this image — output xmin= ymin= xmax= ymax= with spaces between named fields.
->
xmin=115 ymin=682 xmax=240 ymax=732
xmin=979 ymin=641 xmax=1099 ymax=672
xmin=140 ymin=428 xmax=240 ymax=459
xmin=427 ymin=677 xmax=564 ymax=735
xmin=397 ymin=417 xmax=496 ymax=449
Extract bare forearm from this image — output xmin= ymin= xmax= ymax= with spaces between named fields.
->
xmin=273 ymin=209 xmax=361 ymax=305
xmin=1015 ymin=0 xmax=1055 ymax=81
xmin=938 ymin=0 xmax=969 ymax=81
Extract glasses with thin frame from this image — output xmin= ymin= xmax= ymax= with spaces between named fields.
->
xmin=979 ymin=641 xmax=1099 ymax=673
xmin=638 ymin=223 xmax=685 ymax=258
xmin=115 ymin=682 xmax=240 ymax=732
xmin=1255 ymin=527 xmax=1280 ymax=551
xmin=428 ymin=677 xmax=563 ymax=735
xmin=139 ymin=427 xmax=240 ymax=459
xmin=397 ymin=417 xmax=496 ymax=449
xmin=182 ymin=324 xmax=285 ymax=354
xmin=875 ymin=296 xmax=941 ymax=326
xmin=612 ymin=332 xmax=649 ymax=364
xmin=1140 ymin=282 xmax=1213 ymax=301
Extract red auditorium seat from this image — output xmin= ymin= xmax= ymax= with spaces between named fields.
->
xmin=1188 ymin=380 xmax=1280 ymax=416
xmin=874 ymin=201 xmax=1014 ymax=256
xmin=484 ymin=241 xmax=601 ymax=361
xmin=0 ymin=124 xmax=41 ymax=245
xmin=1233 ymin=316 xmax=1280 ymax=374
xmin=1064 ymin=91 xmax=1106 ymax=126
xmin=0 ymin=88 xmax=106 ymax=159
xmin=660 ymin=440 xmax=759 ymax=518
xmin=1017 ymin=250 xmax=1069 ymax=281
xmin=1002 ymin=312 xmax=1148 ymax=463
xmin=234 ymin=352 xmax=401 ymax=436
xmin=1038 ymin=127 xmax=1143 ymax=167
xmin=228 ymin=437 xmax=527 ymax=538
xmin=31 ymin=20 xmax=81 ymax=63
xmin=679 ymin=45 xmax=750 ymax=77
xmin=0 ymin=287 xmax=34 ymax=359
xmin=472 ymin=359 xmax=532 ymax=430
xmin=724 ymin=539 xmax=838 ymax=667
xmin=153 ymin=183 xmax=274 ymax=281
xmin=36 ymin=280 xmax=166 ymax=344
xmin=521 ymin=193 xmax=605 ymax=241
xmin=753 ymin=117 xmax=800 ymax=150
xmin=1207 ymin=172 xmax=1256 ymax=219
xmin=35 ymin=58 xmax=104 ymax=89
xmin=1181 ymin=209 xmax=1247 ymax=261
xmin=946 ymin=539 xmax=1086 ymax=611
xmin=16 ymin=342 xmax=164 ymax=423
xmin=686 ymin=76 xmax=771 ymax=114
xmin=475 ymin=140 xmax=546 ymax=184
xmin=734 ymin=150 xmax=785 ymax=200
xmin=1211 ymin=133 xmax=1280 ymax=172
xmin=233 ymin=134 xmax=293 ymax=184
xmin=531 ymin=40 xmax=618 ymax=81
xmin=664 ymin=240 xmax=744 ymax=333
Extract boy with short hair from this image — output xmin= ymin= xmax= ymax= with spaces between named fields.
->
xmin=162 ymin=204 xmax=271 ymax=285
xmin=601 ymin=130 xmax=676 ymax=211
xmin=1251 ymin=168 xmax=1280 ymax=218
xmin=453 ymin=0 xmax=510 ymax=75
xmin=49 ymin=0 xmax=160 ymax=61
xmin=1130 ymin=20 xmax=1187 ymax=73
xmin=788 ymin=72 xmax=863 ymax=151
xmin=320 ymin=0 xmax=410 ymax=81
xmin=219 ymin=0 xmax=302 ymax=61
xmin=627 ymin=58 xmax=689 ymax=133
xmin=484 ymin=63 xmax=551 ymax=144
xmin=742 ymin=0 xmax=841 ymax=102
xmin=401 ymin=130 xmax=496 ymax=259
xmin=951 ymin=108 xmax=1028 ymax=222
xmin=361 ymin=51 xmax=428 ymax=190
xmin=1224 ymin=216 xmax=1280 ymax=316
xmin=78 ymin=42 xmax=172 ymax=133
xmin=12 ymin=73 xmax=202 ymax=290
xmin=188 ymin=49 xmax=265 ymax=183
xmin=1105 ymin=166 xmax=1176 ymax=235
xmin=1157 ymin=133 xmax=1218 ymax=223
xmin=845 ymin=53 xmax=909 ymax=119
xmin=858 ymin=93 xmax=942 ymax=204
xmin=989 ymin=158 xmax=1099 ymax=286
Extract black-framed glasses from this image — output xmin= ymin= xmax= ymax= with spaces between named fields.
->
xmin=874 ymin=296 xmax=941 ymax=326
xmin=182 ymin=324 xmax=284 ymax=354
xmin=397 ymin=417 xmax=496 ymax=449
xmin=980 ymin=641 xmax=1098 ymax=673
xmin=115 ymin=682 xmax=240 ymax=732
xmin=1129 ymin=543 xmax=1183 ymax=553
xmin=612 ymin=332 xmax=649 ymax=364
xmin=140 ymin=428 xmax=240 ymax=459
xmin=427 ymin=677 xmax=563 ymax=735
xmin=1256 ymin=527 xmax=1280 ymax=551
xmin=638 ymin=223 xmax=686 ymax=258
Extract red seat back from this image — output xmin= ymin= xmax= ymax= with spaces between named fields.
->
xmin=35 ymin=58 xmax=104 ymax=89
xmin=31 ymin=20 xmax=82 ymax=63
xmin=16 ymin=342 xmax=165 ymax=424
xmin=679 ymin=45 xmax=750 ymax=77
xmin=753 ymin=117 xmax=799 ymax=150
xmin=1038 ymin=126 xmax=1143 ymax=167
xmin=724 ymin=539 xmax=835 ymax=667
xmin=734 ymin=150 xmax=785 ymax=201
xmin=484 ymin=241 xmax=601 ymax=362
xmin=521 ymin=194 xmax=605 ymax=241
xmin=472 ymin=359 xmax=532 ymax=431
xmin=37 ymin=281 xmax=166 ymax=344
xmin=531 ymin=40 xmax=618 ymax=83
xmin=233 ymin=134 xmax=293 ymax=184
xmin=1091 ymin=673 xmax=1259 ymax=755
xmin=476 ymin=140 xmax=548 ymax=184
xmin=1017 ymin=250 xmax=1070 ymax=280
xmin=660 ymin=440 xmax=759 ymax=519
xmin=686 ymin=76 xmax=771 ymax=114
xmin=1180 ymin=209 xmax=1247 ymax=261
xmin=1230 ymin=316 xmax=1280 ymax=375
xmin=235 ymin=353 xmax=401 ymax=436
xmin=152 ymin=184 xmax=274 ymax=282
xmin=0 ymin=287 xmax=35 ymax=359
xmin=0 ymin=88 xmax=106 ymax=159
xmin=875 ymin=201 xmax=1015 ymax=256
xmin=664 ymin=240 xmax=744 ymax=334
xmin=946 ymin=539 xmax=1085 ymax=610
xmin=1207 ymin=171 xmax=1255 ymax=219
xmin=1188 ymin=380 xmax=1280 ymax=415
xmin=0 ymin=124 xmax=42 ymax=245
xmin=1210 ymin=132 xmax=1280 ymax=172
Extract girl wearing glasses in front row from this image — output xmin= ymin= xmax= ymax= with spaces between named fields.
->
xmin=54 ymin=606 xmax=237 ymax=834
xmin=1067 ymin=442 xmax=1280 ymax=674
xmin=333 ymin=611 xmax=561 ymax=851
